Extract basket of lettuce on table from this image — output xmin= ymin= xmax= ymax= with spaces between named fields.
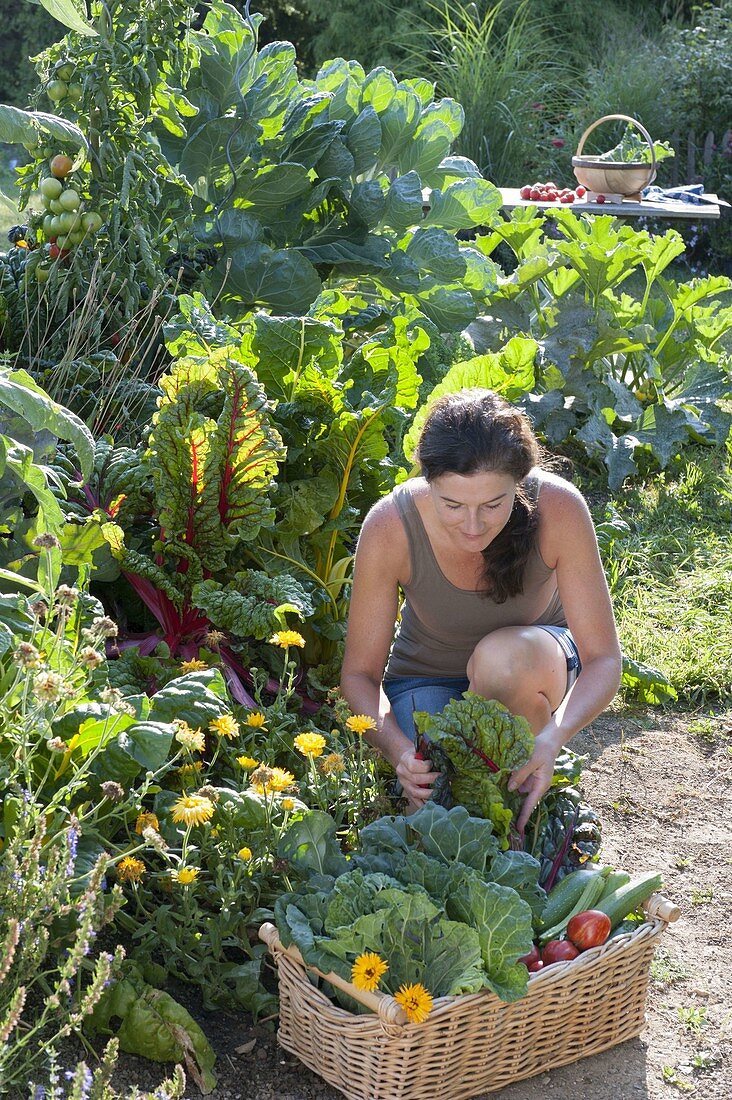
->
xmin=260 ymin=694 xmax=679 ymax=1100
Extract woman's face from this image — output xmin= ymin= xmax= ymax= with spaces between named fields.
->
xmin=429 ymin=469 xmax=517 ymax=551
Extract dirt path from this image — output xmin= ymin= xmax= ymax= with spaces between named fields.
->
xmin=110 ymin=706 xmax=732 ymax=1100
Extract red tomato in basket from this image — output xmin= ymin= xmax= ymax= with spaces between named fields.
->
xmin=541 ymin=940 xmax=580 ymax=965
xmin=518 ymin=944 xmax=540 ymax=968
xmin=566 ymin=910 xmax=612 ymax=950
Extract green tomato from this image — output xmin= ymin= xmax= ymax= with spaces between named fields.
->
xmin=81 ymin=211 xmax=103 ymax=233
xmin=58 ymin=211 xmax=82 ymax=234
xmin=42 ymin=214 xmax=55 ymax=235
xmin=46 ymin=80 xmax=68 ymax=103
xmin=67 ymin=83 xmax=83 ymax=103
xmin=67 ymin=231 xmax=85 ymax=245
xmin=59 ymin=188 xmax=81 ymax=211
xmin=55 ymin=61 xmax=76 ymax=82
xmin=36 ymin=266 xmax=51 ymax=284
xmin=49 ymin=216 xmax=64 ymax=236
xmin=49 ymin=199 xmax=65 ymax=215
xmin=40 ymin=177 xmax=63 ymax=201
xmin=55 ymin=235 xmax=69 ymax=249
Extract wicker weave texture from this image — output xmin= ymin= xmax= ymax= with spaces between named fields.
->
xmin=269 ymin=917 xmax=668 ymax=1100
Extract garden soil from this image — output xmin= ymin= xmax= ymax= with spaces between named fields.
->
xmin=103 ymin=707 xmax=732 ymax=1100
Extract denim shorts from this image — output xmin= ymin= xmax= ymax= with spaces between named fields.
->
xmin=384 ymin=626 xmax=581 ymax=741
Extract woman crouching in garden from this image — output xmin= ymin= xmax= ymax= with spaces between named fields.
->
xmin=340 ymin=388 xmax=622 ymax=829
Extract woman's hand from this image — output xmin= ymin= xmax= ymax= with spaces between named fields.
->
xmin=508 ymin=733 xmax=560 ymax=833
xmin=396 ymin=747 xmax=442 ymax=809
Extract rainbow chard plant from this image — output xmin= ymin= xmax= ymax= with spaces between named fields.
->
xmin=61 ymin=348 xmax=313 ymax=705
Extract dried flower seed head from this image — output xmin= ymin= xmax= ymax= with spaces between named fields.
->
xmin=197 ymin=784 xmax=220 ymax=803
xmin=116 ymin=856 xmax=145 ymax=883
xmin=142 ymin=826 xmax=167 ymax=853
xmin=204 ymin=629 xmax=226 ymax=649
xmin=78 ymin=646 xmax=104 ymax=670
xmin=99 ymin=685 xmax=125 ymax=708
xmin=294 ymin=732 xmax=326 ymax=758
xmin=91 ymin=616 xmax=118 ymax=639
xmin=33 ymin=532 xmax=61 ymax=550
xmin=12 ymin=642 xmax=42 ymax=669
xmin=28 ymin=599 xmax=48 ymax=619
xmin=55 ymin=584 xmax=80 ymax=606
xmin=320 ymin=752 xmax=346 ymax=776
xmin=100 ymin=781 xmax=125 ymax=803
xmin=249 ymin=765 xmax=275 ymax=794
xmin=33 ymin=670 xmax=64 ymax=704
xmin=47 ymin=737 xmax=68 ymax=752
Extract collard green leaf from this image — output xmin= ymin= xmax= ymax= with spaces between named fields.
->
xmin=277 ymin=811 xmax=349 ymax=877
xmin=209 ymin=242 xmax=322 ymax=315
xmin=382 ymin=172 xmax=425 ymax=232
xmin=403 ymin=803 xmax=500 ymax=874
xmin=1 ymin=368 xmax=94 ymax=481
xmin=422 ymin=178 xmax=503 ymax=231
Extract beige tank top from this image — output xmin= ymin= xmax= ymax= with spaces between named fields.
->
xmin=385 ymin=474 xmax=566 ymax=679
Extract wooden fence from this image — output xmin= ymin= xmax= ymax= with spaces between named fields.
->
xmin=668 ymin=129 xmax=732 ymax=187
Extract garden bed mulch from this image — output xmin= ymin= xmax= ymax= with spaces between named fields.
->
xmin=94 ymin=706 xmax=732 ymax=1100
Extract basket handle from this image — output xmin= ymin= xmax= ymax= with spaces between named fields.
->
xmin=575 ymin=113 xmax=657 ymax=177
xmin=642 ymin=892 xmax=680 ymax=925
xmin=259 ymin=922 xmax=409 ymax=1026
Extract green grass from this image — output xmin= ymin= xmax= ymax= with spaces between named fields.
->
xmin=589 ymin=444 xmax=732 ymax=705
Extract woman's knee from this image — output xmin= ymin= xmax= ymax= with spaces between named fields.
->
xmin=467 ymin=627 xmax=535 ymax=688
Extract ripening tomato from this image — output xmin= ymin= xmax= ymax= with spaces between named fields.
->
xmin=519 ymin=185 xmax=532 ymax=199
xmin=50 ymin=154 xmax=74 ymax=179
xmin=566 ymin=910 xmax=611 ymax=950
xmin=527 ymin=959 xmax=544 ymax=973
xmin=541 ymin=940 xmax=580 ymax=965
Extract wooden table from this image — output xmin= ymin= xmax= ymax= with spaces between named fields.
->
xmin=499 ymin=186 xmax=726 ymax=220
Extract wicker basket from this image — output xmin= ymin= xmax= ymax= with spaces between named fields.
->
xmin=259 ymin=893 xmax=679 ymax=1100
xmin=572 ymin=114 xmax=658 ymax=199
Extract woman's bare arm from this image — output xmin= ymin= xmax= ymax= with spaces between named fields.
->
xmin=510 ymin=477 xmax=622 ymax=828
xmin=340 ymin=497 xmax=441 ymax=805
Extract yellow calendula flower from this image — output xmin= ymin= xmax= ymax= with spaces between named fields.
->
xmin=351 ymin=952 xmax=388 ymax=992
xmin=177 ymin=761 xmax=203 ymax=782
xmin=267 ymin=767 xmax=296 ymax=793
xmin=116 ymin=856 xmax=146 ymax=883
xmin=175 ymin=723 xmax=205 ymax=752
xmin=180 ymin=658 xmax=208 ymax=673
xmin=294 ymin=732 xmax=326 ymax=758
xmin=320 ymin=752 xmax=345 ymax=777
xmin=135 ymin=812 xmax=160 ymax=835
xmin=345 ymin=714 xmax=377 ymax=735
xmin=394 ymin=983 xmax=434 ymax=1024
xmin=209 ymin=714 xmax=240 ymax=740
xmin=269 ymin=630 xmax=305 ymax=649
xmin=171 ymin=794 xmax=215 ymax=827
xmin=237 ymin=755 xmax=258 ymax=769
xmin=281 ymin=797 xmax=295 ymax=812
xmin=172 ymin=867 xmax=199 ymax=885
xmin=245 ymin=711 xmax=267 ymax=728
xmin=238 ymin=847 xmax=253 ymax=861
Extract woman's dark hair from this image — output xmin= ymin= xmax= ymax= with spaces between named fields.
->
xmin=415 ymin=388 xmax=542 ymax=602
